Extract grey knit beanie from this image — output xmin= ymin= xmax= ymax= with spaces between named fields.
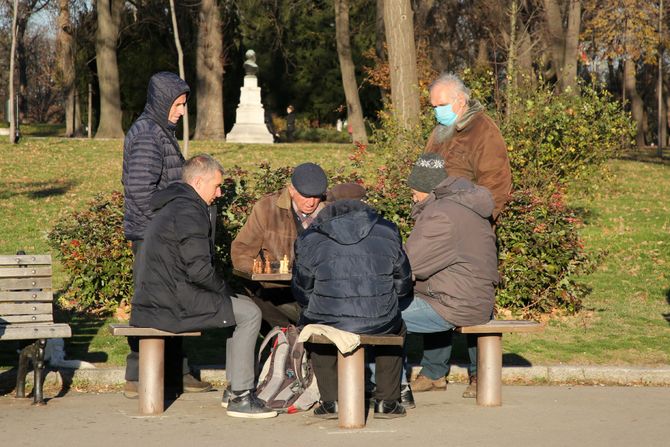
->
xmin=407 ymin=153 xmax=447 ymax=193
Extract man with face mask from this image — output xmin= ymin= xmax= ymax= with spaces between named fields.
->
xmin=425 ymin=73 xmax=511 ymax=221
xmin=413 ymin=73 xmax=512 ymax=398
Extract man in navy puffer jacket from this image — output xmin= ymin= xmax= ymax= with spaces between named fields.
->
xmin=121 ymin=72 xmax=210 ymax=397
xmin=292 ymin=199 xmax=413 ymax=419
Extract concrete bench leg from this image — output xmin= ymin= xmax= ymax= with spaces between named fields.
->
xmin=337 ymin=346 xmax=365 ymax=429
xmin=476 ymin=333 xmax=502 ymax=407
xmin=139 ymin=337 xmax=165 ymax=415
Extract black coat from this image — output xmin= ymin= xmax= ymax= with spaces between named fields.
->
xmin=122 ymin=72 xmax=190 ymax=241
xmin=292 ymin=200 xmax=412 ymax=334
xmin=130 ymin=182 xmax=235 ymax=333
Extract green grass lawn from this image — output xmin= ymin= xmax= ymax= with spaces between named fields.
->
xmin=1 ymin=137 xmax=669 ymax=368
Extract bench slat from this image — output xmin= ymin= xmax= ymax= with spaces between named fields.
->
xmin=109 ymin=323 xmax=200 ymax=337
xmin=308 ymin=333 xmax=404 ymax=346
xmin=0 ymin=314 xmax=54 ymax=324
xmin=0 ymin=267 xmax=53 ymax=278
xmin=0 ymin=255 xmax=52 ymax=266
xmin=0 ymin=291 xmax=53 ymax=302
xmin=0 ymin=277 xmax=52 ymax=291
xmin=0 ymin=302 xmax=52 ymax=315
xmin=0 ymin=323 xmax=71 ymax=340
xmin=456 ymin=320 xmax=543 ymax=334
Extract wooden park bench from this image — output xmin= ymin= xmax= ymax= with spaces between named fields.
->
xmin=109 ymin=324 xmax=200 ymax=415
xmin=456 ymin=319 xmax=544 ymax=407
xmin=307 ymin=332 xmax=404 ymax=429
xmin=0 ymin=254 xmax=72 ymax=405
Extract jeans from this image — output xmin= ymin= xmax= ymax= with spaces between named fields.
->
xmin=401 ymin=296 xmax=477 ymax=380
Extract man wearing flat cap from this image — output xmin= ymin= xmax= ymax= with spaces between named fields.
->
xmin=232 ymin=162 xmax=328 ymax=328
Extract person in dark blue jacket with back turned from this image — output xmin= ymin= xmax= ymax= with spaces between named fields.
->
xmin=292 ymin=199 xmax=413 ymax=419
xmin=121 ymin=72 xmax=210 ymax=398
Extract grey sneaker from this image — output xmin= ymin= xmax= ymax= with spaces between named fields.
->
xmin=226 ymin=391 xmax=278 ymax=419
xmin=221 ymin=387 xmax=230 ymax=408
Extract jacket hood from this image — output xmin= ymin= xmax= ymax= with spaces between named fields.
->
xmin=312 ymin=199 xmax=378 ymax=245
xmin=143 ymin=72 xmax=190 ymax=129
xmin=150 ymin=182 xmax=203 ymax=212
xmin=456 ymin=100 xmax=485 ymax=131
xmin=413 ymin=176 xmax=494 ymax=219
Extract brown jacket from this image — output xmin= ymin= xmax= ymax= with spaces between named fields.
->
xmin=231 ymin=188 xmax=297 ymax=273
xmin=405 ymin=177 xmax=499 ymax=327
xmin=425 ymin=101 xmax=512 ymax=220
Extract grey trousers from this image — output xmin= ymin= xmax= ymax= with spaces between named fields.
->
xmin=226 ymin=294 xmax=262 ymax=392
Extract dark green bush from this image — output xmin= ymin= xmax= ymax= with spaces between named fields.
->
xmin=495 ymin=188 xmax=595 ymax=314
xmin=47 ymin=191 xmax=133 ymax=313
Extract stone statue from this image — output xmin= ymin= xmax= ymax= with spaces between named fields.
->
xmin=244 ymin=49 xmax=258 ymax=76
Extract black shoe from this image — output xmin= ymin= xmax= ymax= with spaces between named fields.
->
xmin=183 ymin=373 xmax=213 ymax=393
xmin=313 ymin=400 xmax=339 ymax=419
xmin=226 ymin=391 xmax=278 ymax=419
xmin=400 ymin=384 xmax=416 ymax=409
xmin=221 ymin=387 xmax=230 ymax=408
xmin=374 ymin=399 xmax=407 ymax=419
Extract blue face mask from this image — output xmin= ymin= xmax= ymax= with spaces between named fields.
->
xmin=434 ymin=104 xmax=458 ymax=127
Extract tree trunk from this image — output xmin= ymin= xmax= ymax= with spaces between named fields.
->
xmin=383 ymin=0 xmax=420 ymax=130
xmin=95 ymin=0 xmax=124 ymax=138
xmin=542 ymin=0 xmax=581 ymax=93
xmin=476 ymin=38 xmax=488 ymax=70
xmin=624 ymin=58 xmax=646 ymax=148
xmin=57 ymin=0 xmax=82 ymax=137
xmin=15 ymin=2 xmax=30 ymax=122
xmin=8 ymin=0 xmax=19 ymax=143
xmin=334 ymin=0 xmax=368 ymax=144
xmin=562 ymin=0 xmax=581 ymax=92
xmin=375 ymin=0 xmax=388 ymax=103
xmin=194 ymin=0 xmax=225 ymax=140
xmin=169 ymin=0 xmax=190 ymax=155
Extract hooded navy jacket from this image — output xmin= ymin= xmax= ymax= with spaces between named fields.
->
xmin=292 ymin=200 xmax=412 ymax=334
xmin=122 ymin=72 xmax=190 ymax=241
xmin=130 ymin=182 xmax=235 ymax=333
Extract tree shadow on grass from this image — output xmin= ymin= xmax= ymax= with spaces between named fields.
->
xmin=663 ymin=288 xmax=670 ymax=326
xmin=0 ymin=180 xmax=77 ymax=201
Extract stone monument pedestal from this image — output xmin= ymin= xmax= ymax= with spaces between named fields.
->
xmin=226 ymin=76 xmax=274 ymax=144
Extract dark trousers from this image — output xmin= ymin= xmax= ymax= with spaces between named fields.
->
xmin=245 ymin=284 xmax=301 ymax=330
xmin=308 ymin=323 xmax=405 ymax=402
xmin=125 ymin=239 xmax=189 ymax=382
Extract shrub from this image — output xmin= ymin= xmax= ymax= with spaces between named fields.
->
xmin=47 ymin=191 xmax=133 ymax=314
xmin=501 ymin=81 xmax=635 ymax=192
xmin=496 ymin=188 xmax=596 ymax=314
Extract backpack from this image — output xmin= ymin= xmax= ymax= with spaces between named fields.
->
xmin=256 ymin=325 xmax=319 ymax=413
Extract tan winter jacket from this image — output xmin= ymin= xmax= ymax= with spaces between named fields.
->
xmin=231 ymin=188 xmax=297 ymax=273
xmin=405 ymin=177 xmax=499 ymax=327
xmin=425 ymin=101 xmax=512 ymax=220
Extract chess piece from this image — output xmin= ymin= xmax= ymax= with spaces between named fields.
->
xmin=279 ymin=254 xmax=289 ymax=274
xmin=264 ymin=259 xmax=272 ymax=274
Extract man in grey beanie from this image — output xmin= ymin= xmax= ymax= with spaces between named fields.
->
xmin=231 ymin=162 xmax=328 ymax=329
xmin=402 ymin=153 xmax=499 ymax=395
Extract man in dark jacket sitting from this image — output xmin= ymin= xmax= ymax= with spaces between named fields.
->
xmin=130 ymin=154 xmax=277 ymax=419
xmin=292 ymin=199 xmax=413 ymax=419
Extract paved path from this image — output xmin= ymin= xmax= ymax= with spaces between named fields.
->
xmin=2 ymin=384 xmax=668 ymax=447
